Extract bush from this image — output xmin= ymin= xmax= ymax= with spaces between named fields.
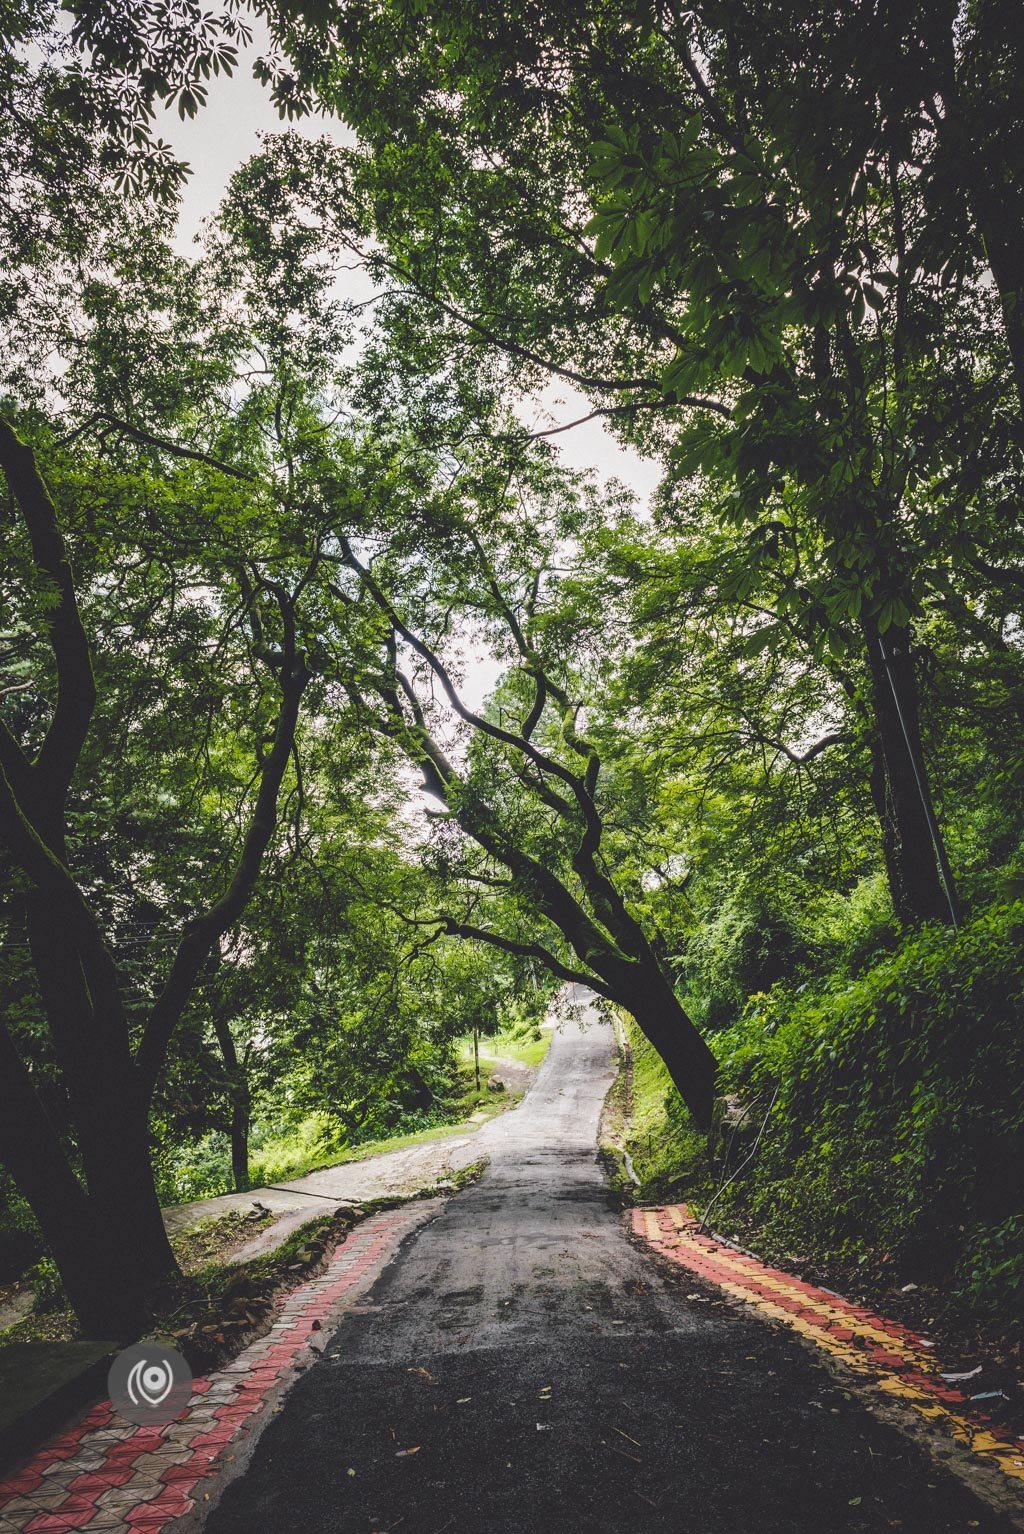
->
xmin=155 ymin=1131 xmax=235 ymax=1205
xmin=682 ymin=884 xmax=816 ymax=1029
xmin=712 ymin=901 xmax=1024 ymax=1328
xmin=248 ymin=1112 xmax=348 ymax=1186
xmin=0 ymin=1174 xmax=44 ymax=1283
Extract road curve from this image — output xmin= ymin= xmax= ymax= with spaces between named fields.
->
xmin=205 ymin=997 xmax=1013 ymax=1534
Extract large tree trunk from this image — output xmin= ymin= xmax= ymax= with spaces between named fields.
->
xmin=933 ymin=0 xmax=1024 ymax=414
xmin=964 ymin=0 xmax=1024 ymax=415
xmin=601 ymin=954 xmax=718 ymax=1132
xmin=0 ymin=1022 xmax=176 ymax=1339
xmin=861 ymin=618 xmax=957 ymax=926
xmin=974 ymin=195 xmax=1024 ymax=417
xmin=81 ymin=1091 xmax=180 ymax=1312
xmin=23 ymin=906 xmax=181 ymax=1331
xmin=212 ymin=1010 xmax=251 ymax=1194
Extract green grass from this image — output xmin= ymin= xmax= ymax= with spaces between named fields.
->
xmin=458 ymin=1027 xmax=552 ymax=1072
xmin=607 ymin=1018 xmax=708 ymax=1202
xmin=243 ymin=1032 xmax=550 ymax=1190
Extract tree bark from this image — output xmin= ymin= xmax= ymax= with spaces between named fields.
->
xmin=0 ymin=419 xmax=310 ymax=1334
xmin=861 ymin=618 xmax=957 ymax=925
xmin=212 ymin=1009 xmax=251 ymax=1194
xmin=598 ymin=953 xmax=718 ymax=1132
xmin=932 ymin=0 xmax=1024 ymax=415
xmin=0 ymin=1020 xmax=169 ymax=1338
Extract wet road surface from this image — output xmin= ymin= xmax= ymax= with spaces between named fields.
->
xmin=205 ymin=999 xmax=1015 ymax=1534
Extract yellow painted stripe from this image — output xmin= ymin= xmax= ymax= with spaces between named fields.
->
xmin=666 ymin=1227 xmax=927 ymax=1367
xmin=643 ymin=1210 xmax=662 ymax=1242
xmin=641 ymin=1213 xmax=1024 ymax=1486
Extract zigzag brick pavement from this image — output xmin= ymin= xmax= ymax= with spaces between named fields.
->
xmin=0 ymin=1201 xmax=435 ymax=1533
xmin=633 ymin=1203 xmax=1024 ymax=1490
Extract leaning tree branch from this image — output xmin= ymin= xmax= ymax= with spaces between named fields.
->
xmin=437 ymin=917 xmax=612 ymax=997
xmin=136 ymin=616 xmax=312 ymax=1101
xmin=340 ymin=538 xmax=600 ymax=821
xmin=762 ymin=730 xmax=849 ymax=766
xmin=86 ymin=413 xmax=258 ymax=483
xmin=0 ymin=418 xmax=96 ymax=802
xmin=0 ymin=759 xmax=128 ymax=1050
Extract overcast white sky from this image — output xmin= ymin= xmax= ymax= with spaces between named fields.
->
xmin=163 ymin=41 xmax=661 ymax=707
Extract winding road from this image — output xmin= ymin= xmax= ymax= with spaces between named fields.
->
xmin=205 ymin=998 xmax=1014 ymax=1533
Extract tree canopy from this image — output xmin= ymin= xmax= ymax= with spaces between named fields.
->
xmin=1 ymin=0 xmax=1022 ymax=1339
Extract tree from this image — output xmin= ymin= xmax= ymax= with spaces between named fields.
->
xmin=245 ymin=0 xmax=1022 ymax=926
xmin=308 ymin=445 xmax=720 ymax=1127
xmin=0 ymin=414 xmax=316 ymax=1334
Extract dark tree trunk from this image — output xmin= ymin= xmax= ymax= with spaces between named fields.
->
xmin=935 ymin=0 xmax=1024 ymax=414
xmin=966 ymin=1 xmax=1024 ymax=415
xmin=84 ymin=1092 xmax=180 ymax=1301
xmin=861 ymin=619 xmax=957 ymax=926
xmin=0 ymin=419 xmax=308 ymax=1337
xmin=212 ymin=1010 xmax=251 ymax=1194
xmin=976 ymin=197 xmax=1024 ymax=417
xmin=601 ymin=955 xmax=717 ymax=1132
xmin=0 ymin=1022 xmax=176 ymax=1339
xmin=230 ymin=1099 xmax=251 ymax=1195
xmin=868 ymin=734 xmax=904 ymax=916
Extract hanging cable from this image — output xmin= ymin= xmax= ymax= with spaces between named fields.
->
xmin=877 ymin=633 xmax=960 ymax=928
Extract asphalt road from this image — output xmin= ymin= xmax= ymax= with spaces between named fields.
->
xmin=205 ymin=998 xmax=1014 ymax=1534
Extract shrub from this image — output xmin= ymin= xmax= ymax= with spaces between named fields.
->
xmin=248 ymin=1112 xmax=348 ymax=1186
xmin=712 ymin=901 xmax=1024 ymax=1326
xmin=683 ymin=884 xmax=816 ymax=1029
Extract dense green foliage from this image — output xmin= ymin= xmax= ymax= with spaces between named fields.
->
xmin=615 ymin=892 xmax=1024 ymax=1333
xmin=715 ymin=902 xmax=1024 ymax=1323
xmin=1 ymin=0 xmax=1022 ymax=1337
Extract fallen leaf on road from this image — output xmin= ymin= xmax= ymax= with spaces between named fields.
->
xmin=849 ymin=1497 xmax=862 ymax=1506
xmin=347 ymin=1468 xmax=356 ymax=1477
xmin=395 ymin=1447 xmax=421 ymax=1457
xmin=456 ymin=1397 xmax=472 ymax=1404
xmin=407 ymin=1367 xmax=435 ymax=1383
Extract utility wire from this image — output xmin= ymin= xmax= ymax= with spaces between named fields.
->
xmin=877 ymin=634 xmax=960 ymax=928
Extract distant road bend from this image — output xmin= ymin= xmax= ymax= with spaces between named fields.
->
xmin=206 ymin=995 xmax=1014 ymax=1534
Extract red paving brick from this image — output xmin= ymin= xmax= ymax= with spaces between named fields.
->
xmin=633 ymin=1203 xmax=1024 ymax=1489
xmin=0 ymin=1203 xmax=435 ymax=1532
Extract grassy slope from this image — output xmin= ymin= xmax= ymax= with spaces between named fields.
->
xmin=602 ymin=1018 xmax=708 ymax=1203
xmin=248 ymin=1029 xmax=552 ymax=1187
xmin=458 ymin=1029 xmax=552 ymax=1072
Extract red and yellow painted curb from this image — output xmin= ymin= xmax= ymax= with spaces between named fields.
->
xmin=633 ymin=1204 xmax=1024 ymax=1488
xmin=0 ymin=1202 xmax=433 ymax=1532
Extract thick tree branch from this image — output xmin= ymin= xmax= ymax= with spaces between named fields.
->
xmin=0 ymin=418 xmax=96 ymax=801
xmin=437 ymin=917 xmax=612 ymax=997
xmin=136 ymin=627 xmax=311 ymax=1101
xmin=87 ymin=413 xmax=257 ymax=483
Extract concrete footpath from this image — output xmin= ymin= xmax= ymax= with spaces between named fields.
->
xmin=162 ymin=1126 xmax=485 ymax=1260
xmin=162 ymin=1055 xmax=542 ymax=1261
